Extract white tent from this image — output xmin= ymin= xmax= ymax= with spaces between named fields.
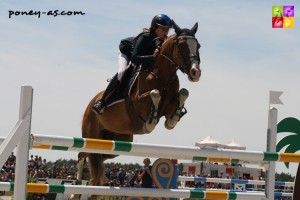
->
xmin=195 ymin=136 xmax=226 ymax=148
xmin=224 ymin=139 xmax=246 ymax=150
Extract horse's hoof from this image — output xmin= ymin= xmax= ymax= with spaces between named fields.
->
xmin=144 ymin=123 xmax=155 ymax=133
xmin=164 ymin=120 xmax=176 ymax=130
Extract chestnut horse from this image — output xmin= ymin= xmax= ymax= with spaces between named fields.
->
xmin=70 ymin=21 xmax=201 ymax=200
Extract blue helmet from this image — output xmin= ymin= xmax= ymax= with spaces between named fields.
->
xmin=150 ymin=14 xmax=172 ymax=29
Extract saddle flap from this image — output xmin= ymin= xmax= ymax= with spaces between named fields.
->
xmin=106 ymin=65 xmax=139 ymax=107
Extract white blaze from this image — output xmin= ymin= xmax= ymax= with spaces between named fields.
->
xmin=187 ymin=38 xmax=201 ymax=82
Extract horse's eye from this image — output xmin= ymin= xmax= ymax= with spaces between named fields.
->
xmin=177 ymin=42 xmax=185 ymax=48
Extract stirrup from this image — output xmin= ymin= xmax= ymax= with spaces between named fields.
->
xmin=179 ymin=107 xmax=187 ymax=119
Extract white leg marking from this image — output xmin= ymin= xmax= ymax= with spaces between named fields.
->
xmin=165 ymin=88 xmax=189 ymax=130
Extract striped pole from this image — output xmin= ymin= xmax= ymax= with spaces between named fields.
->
xmin=179 ymin=187 xmax=293 ymax=197
xmin=177 ymin=176 xmax=294 ymax=187
xmin=0 ymin=135 xmax=263 ymax=166
xmin=179 ymin=188 xmax=292 ymax=198
xmin=31 ymin=134 xmax=300 ymax=163
xmin=0 ymin=182 xmax=267 ymax=200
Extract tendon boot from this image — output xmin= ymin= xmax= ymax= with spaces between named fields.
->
xmin=92 ymin=74 xmax=120 ymax=115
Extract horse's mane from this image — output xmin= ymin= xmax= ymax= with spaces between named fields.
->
xmin=161 ymin=34 xmax=176 ymax=47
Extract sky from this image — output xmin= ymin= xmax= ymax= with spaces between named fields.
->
xmin=1 ymin=0 xmax=300 ymax=176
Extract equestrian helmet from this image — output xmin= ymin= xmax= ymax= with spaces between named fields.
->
xmin=151 ymin=14 xmax=172 ymax=29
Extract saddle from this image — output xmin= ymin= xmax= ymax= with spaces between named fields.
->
xmin=105 ymin=65 xmax=139 ymax=107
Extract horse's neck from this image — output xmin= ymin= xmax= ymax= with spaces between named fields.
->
xmin=152 ymin=37 xmax=177 ymax=82
xmin=160 ymin=35 xmax=175 ymax=58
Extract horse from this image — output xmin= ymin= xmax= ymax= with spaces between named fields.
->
xmin=70 ymin=20 xmax=201 ymax=200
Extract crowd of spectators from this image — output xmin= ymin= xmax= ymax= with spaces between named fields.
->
xmin=0 ymin=152 xmax=144 ymax=188
xmin=0 ymin=152 xmax=78 ymax=183
xmin=0 ymin=152 xmax=16 ymax=182
xmin=103 ymin=163 xmax=141 ymax=187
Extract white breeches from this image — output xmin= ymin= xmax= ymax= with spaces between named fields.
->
xmin=117 ymin=52 xmax=130 ymax=81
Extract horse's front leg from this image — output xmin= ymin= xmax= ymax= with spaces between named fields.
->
xmin=144 ymin=89 xmax=161 ymax=133
xmin=165 ymin=88 xmax=189 ymax=130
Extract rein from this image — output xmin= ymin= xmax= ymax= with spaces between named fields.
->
xmin=150 ymin=70 xmax=177 ymax=99
xmin=158 ymin=35 xmax=200 ymax=74
xmin=150 ymin=53 xmax=179 ymax=96
xmin=148 ymin=35 xmax=199 ymax=97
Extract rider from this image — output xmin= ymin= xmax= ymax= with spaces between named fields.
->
xmin=92 ymin=14 xmax=172 ymax=115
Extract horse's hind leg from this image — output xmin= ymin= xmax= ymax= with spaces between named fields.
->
xmin=165 ymin=88 xmax=189 ymax=129
xmin=145 ymin=89 xmax=161 ymax=133
xmin=69 ymin=153 xmax=86 ymax=200
xmin=87 ymin=153 xmax=107 ymax=200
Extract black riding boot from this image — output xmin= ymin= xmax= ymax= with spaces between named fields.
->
xmin=92 ymin=74 xmax=120 ymax=115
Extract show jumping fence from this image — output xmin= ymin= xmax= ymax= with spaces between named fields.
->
xmin=0 ymin=182 xmax=267 ymax=200
xmin=0 ymin=86 xmax=296 ymax=200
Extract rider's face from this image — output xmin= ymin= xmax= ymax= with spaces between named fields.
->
xmin=155 ymin=26 xmax=169 ymax=40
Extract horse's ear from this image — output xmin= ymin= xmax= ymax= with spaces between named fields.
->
xmin=172 ymin=20 xmax=182 ymax=34
xmin=191 ymin=22 xmax=198 ymax=35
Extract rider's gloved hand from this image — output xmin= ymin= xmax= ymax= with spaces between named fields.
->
xmin=153 ymin=46 xmax=161 ymax=58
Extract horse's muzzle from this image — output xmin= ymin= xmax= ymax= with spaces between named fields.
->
xmin=189 ymin=65 xmax=201 ymax=82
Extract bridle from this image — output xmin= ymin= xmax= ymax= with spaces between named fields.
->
xmin=174 ymin=35 xmax=201 ymax=73
xmin=150 ymin=34 xmax=200 ymax=95
xmin=159 ymin=35 xmax=201 ymax=73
